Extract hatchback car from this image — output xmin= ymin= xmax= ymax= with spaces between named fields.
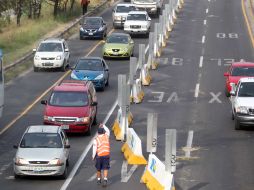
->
xmin=224 ymin=62 xmax=254 ymax=96
xmin=112 ymin=3 xmax=138 ymax=28
xmin=102 ymin=33 xmax=134 ymax=59
xmin=33 ymin=38 xmax=70 ymax=72
xmin=13 ymin=125 xmax=70 ymax=179
xmin=124 ymin=11 xmax=151 ymax=37
xmin=41 ymin=80 xmax=97 ymax=135
xmin=71 ymin=57 xmax=109 ymax=91
xmin=80 ymin=17 xmax=107 ymax=40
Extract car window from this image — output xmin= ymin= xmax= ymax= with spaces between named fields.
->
xmin=60 ymin=131 xmax=67 ymax=145
xmin=38 ymin=42 xmax=63 ymax=52
xmin=231 ymin=67 xmax=254 ymax=76
xmin=75 ymin=59 xmax=103 ymax=71
xmin=116 ymin=6 xmax=133 ymax=13
xmin=127 ymin=14 xmax=146 ymax=21
xmin=49 ymin=91 xmax=89 ymax=107
xmin=238 ymin=82 xmax=254 ymax=97
xmin=106 ymin=35 xmax=128 ymax=44
xmin=84 ymin=18 xmax=101 ymax=26
xmin=20 ymin=133 xmax=63 ymax=148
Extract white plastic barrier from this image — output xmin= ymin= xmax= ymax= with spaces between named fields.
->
xmin=112 ymin=108 xmax=133 ymax=140
xmin=141 ymin=154 xmax=175 ymax=190
xmin=141 ymin=64 xmax=152 ymax=86
xmin=131 ymin=78 xmax=144 ymax=103
xmin=121 ymin=128 xmax=147 ymax=165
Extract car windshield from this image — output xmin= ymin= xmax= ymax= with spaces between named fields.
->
xmin=127 ymin=13 xmax=146 ymax=21
xmin=238 ymin=82 xmax=254 ymax=97
xmin=20 ymin=133 xmax=62 ymax=148
xmin=83 ymin=18 xmax=101 ymax=26
xmin=231 ymin=67 xmax=254 ymax=76
xmin=106 ymin=35 xmax=128 ymax=44
xmin=37 ymin=42 xmax=63 ymax=52
xmin=134 ymin=0 xmax=154 ymax=3
xmin=75 ymin=59 xmax=103 ymax=71
xmin=49 ymin=91 xmax=88 ymax=107
xmin=116 ymin=6 xmax=136 ymax=13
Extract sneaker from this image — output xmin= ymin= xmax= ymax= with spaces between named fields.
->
xmin=102 ymin=179 xmax=108 ymax=187
xmin=97 ymin=178 xmax=101 ymax=185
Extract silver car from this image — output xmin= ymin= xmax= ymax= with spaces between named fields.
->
xmin=13 ymin=125 xmax=70 ymax=179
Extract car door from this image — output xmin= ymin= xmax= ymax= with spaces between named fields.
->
xmin=102 ymin=60 xmax=109 ymax=82
xmin=102 ymin=19 xmax=107 ymax=33
xmin=63 ymin=42 xmax=70 ymax=62
xmin=88 ymin=90 xmax=96 ymax=119
xmin=60 ymin=131 xmax=69 ymax=161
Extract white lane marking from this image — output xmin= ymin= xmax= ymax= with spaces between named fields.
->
xmin=240 ymin=59 xmax=245 ymax=62
xmin=203 ymin=20 xmax=207 ymax=25
xmin=60 ymin=100 xmax=118 ymax=190
xmin=87 ymin=160 xmax=116 ymax=182
xmin=194 ymin=83 xmax=200 ymax=98
xmin=185 ymin=131 xmax=194 ymax=158
xmin=148 ymin=92 xmax=164 ymax=103
xmin=166 ymin=92 xmax=179 ymax=103
xmin=145 ymin=45 xmax=149 ymax=54
xmin=208 ymin=0 xmax=210 ymax=2
xmin=5 ymin=176 xmax=14 ymax=180
xmin=163 ymin=58 xmax=169 ymax=65
xmin=209 ymin=92 xmax=222 ymax=103
xmin=206 ymin=8 xmax=209 ymax=14
xmin=121 ymin=161 xmax=138 ymax=182
xmin=202 ymin=35 xmax=206 ymax=43
xmin=199 ymin=56 xmax=204 ymax=68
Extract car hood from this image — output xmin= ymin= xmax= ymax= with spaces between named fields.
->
xmin=104 ymin=43 xmax=129 ymax=49
xmin=35 ymin=52 xmax=63 ymax=57
xmin=81 ymin=24 xmax=101 ymax=30
xmin=72 ymin=70 xmax=103 ymax=80
xmin=45 ymin=105 xmax=90 ymax=117
xmin=114 ymin=12 xmax=129 ymax=17
xmin=125 ymin=20 xmax=148 ymax=25
xmin=16 ymin=148 xmax=63 ymax=161
xmin=236 ymin=97 xmax=254 ymax=107
xmin=133 ymin=1 xmax=156 ymax=5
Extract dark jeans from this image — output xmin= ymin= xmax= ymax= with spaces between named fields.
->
xmin=95 ymin=156 xmax=110 ymax=171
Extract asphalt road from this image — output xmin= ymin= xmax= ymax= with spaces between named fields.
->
xmin=0 ymin=0 xmax=254 ymax=189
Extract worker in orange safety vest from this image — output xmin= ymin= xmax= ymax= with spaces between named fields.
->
xmin=92 ymin=124 xmax=110 ymax=187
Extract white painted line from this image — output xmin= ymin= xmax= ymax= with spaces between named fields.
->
xmin=203 ymin=20 xmax=207 ymax=25
xmin=199 ymin=56 xmax=204 ymax=68
xmin=121 ymin=161 xmax=138 ymax=182
xmin=206 ymin=8 xmax=209 ymax=14
xmin=87 ymin=160 xmax=116 ymax=182
xmin=185 ymin=131 xmax=194 ymax=158
xmin=145 ymin=45 xmax=149 ymax=54
xmin=202 ymin=35 xmax=206 ymax=43
xmin=194 ymin=83 xmax=200 ymax=98
xmin=60 ymin=99 xmax=118 ymax=190
xmin=208 ymin=0 xmax=210 ymax=2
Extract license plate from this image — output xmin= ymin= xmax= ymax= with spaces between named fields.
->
xmin=89 ymin=33 xmax=93 ymax=35
xmin=112 ymin=52 xmax=118 ymax=55
xmin=43 ymin=62 xmax=53 ymax=66
xmin=61 ymin=125 xmax=69 ymax=130
xmin=29 ymin=167 xmax=45 ymax=172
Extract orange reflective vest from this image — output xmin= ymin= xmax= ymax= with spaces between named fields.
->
xmin=96 ymin=134 xmax=110 ymax=157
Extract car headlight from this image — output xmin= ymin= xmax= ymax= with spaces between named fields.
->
xmin=49 ymin=158 xmax=63 ymax=166
xmin=77 ymin=117 xmax=90 ymax=123
xmin=104 ymin=48 xmax=111 ymax=52
xmin=114 ymin=16 xmax=122 ymax=20
xmin=80 ymin=27 xmax=84 ymax=32
xmin=236 ymin=106 xmax=248 ymax=114
xmin=71 ymin=72 xmax=79 ymax=80
xmin=56 ymin=55 xmax=62 ymax=60
xmin=44 ymin=116 xmax=55 ymax=122
xmin=15 ymin=158 xmax=29 ymax=166
xmin=34 ymin=55 xmax=40 ymax=60
xmin=98 ymin=27 xmax=103 ymax=31
xmin=95 ymin=74 xmax=104 ymax=80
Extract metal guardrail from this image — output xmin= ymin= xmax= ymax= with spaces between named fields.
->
xmin=4 ymin=0 xmax=109 ymax=71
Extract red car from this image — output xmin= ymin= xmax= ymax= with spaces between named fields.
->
xmin=224 ymin=62 xmax=254 ymax=96
xmin=41 ymin=80 xmax=97 ymax=135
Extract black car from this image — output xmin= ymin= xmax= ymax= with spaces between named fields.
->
xmin=80 ymin=17 xmax=107 ymax=40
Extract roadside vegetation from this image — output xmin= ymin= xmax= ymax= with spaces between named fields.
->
xmin=0 ymin=0 xmax=100 ymax=66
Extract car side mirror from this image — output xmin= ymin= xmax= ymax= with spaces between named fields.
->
xmin=33 ymin=48 xmax=36 ymax=52
xmin=105 ymin=68 xmax=109 ymax=71
xmin=230 ymin=90 xmax=236 ymax=96
xmin=130 ymin=40 xmax=134 ymax=44
xmin=148 ymin=17 xmax=151 ymax=21
xmin=224 ymin=72 xmax=229 ymax=77
xmin=41 ymin=100 xmax=47 ymax=105
xmin=91 ymin=102 xmax=98 ymax=106
xmin=13 ymin=144 xmax=18 ymax=149
xmin=64 ymin=144 xmax=70 ymax=149
xmin=64 ymin=48 xmax=69 ymax=52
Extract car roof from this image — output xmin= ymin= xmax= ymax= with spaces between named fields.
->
xmin=116 ymin=3 xmax=136 ymax=6
xmin=78 ymin=56 xmax=103 ymax=61
xmin=239 ymin=77 xmax=254 ymax=83
xmin=128 ymin=11 xmax=147 ymax=14
xmin=42 ymin=38 xmax=64 ymax=43
xmin=232 ymin=62 xmax=254 ymax=67
xmin=85 ymin=16 xmax=103 ymax=20
xmin=26 ymin=125 xmax=61 ymax=133
xmin=53 ymin=80 xmax=90 ymax=92
xmin=109 ymin=32 xmax=130 ymax=37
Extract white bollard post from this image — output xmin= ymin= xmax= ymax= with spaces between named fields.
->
xmin=165 ymin=129 xmax=177 ymax=173
xmin=147 ymin=113 xmax=158 ymax=153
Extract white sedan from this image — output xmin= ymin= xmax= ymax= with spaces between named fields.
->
xmin=124 ymin=11 xmax=151 ymax=37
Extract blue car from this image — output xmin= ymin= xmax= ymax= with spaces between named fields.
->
xmin=80 ymin=17 xmax=107 ymax=40
xmin=71 ymin=57 xmax=109 ymax=91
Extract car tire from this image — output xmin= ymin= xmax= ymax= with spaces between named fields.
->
xmin=105 ymin=77 xmax=109 ymax=86
xmin=34 ymin=66 xmax=39 ymax=72
xmin=235 ymin=119 xmax=241 ymax=130
xmin=14 ymin=173 xmax=21 ymax=179
xmin=231 ymin=111 xmax=235 ymax=120
xmin=86 ymin=123 xmax=92 ymax=136
xmin=93 ymin=114 xmax=97 ymax=125
xmin=61 ymin=61 xmax=66 ymax=72
xmin=60 ymin=166 xmax=68 ymax=180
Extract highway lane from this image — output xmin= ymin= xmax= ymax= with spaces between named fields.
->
xmin=0 ymin=2 xmax=158 ymax=190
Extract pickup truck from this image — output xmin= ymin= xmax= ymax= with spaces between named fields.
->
xmin=131 ymin=0 xmax=162 ymax=17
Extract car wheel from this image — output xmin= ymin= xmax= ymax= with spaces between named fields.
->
xmin=14 ymin=173 xmax=21 ymax=179
xmin=93 ymin=114 xmax=97 ymax=125
xmin=105 ymin=77 xmax=109 ymax=86
xmin=235 ymin=119 xmax=241 ymax=130
xmin=231 ymin=111 xmax=235 ymax=120
xmin=86 ymin=124 xmax=92 ymax=136
xmin=61 ymin=61 xmax=66 ymax=72
xmin=60 ymin=166 xmax=68 ymax=179
xmin=34 ymin=66 xmax=39 ymax=72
